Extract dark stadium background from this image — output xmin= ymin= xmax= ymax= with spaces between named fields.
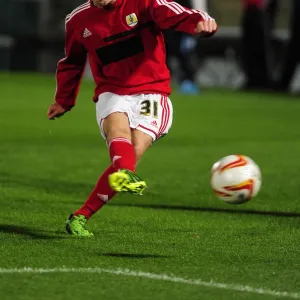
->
xmin=1 ymin=0 xmax=298 ymax=91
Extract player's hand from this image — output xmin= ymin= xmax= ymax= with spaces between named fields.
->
xmin=195 ymin=20 xmax=218 ymax=36
xmin=47 ymin=103 xmax=67 ymax=120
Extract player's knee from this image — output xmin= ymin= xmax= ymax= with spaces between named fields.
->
xmin=107 ymin=127 xmax=131 ymax=141
xmin=103 ymin=112 xmax=131 ymax=141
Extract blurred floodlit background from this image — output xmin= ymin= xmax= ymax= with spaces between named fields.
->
xmin=0 ymin=0 xmax=299 ymax=93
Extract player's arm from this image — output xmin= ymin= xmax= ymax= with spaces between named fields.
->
xmin=48 ymin=19 xmax=87 ymax=120
xmin=148 ymin=0 xmax=218 ymax=37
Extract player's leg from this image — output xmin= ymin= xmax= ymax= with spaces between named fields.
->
xmin=105 ymin=112 xmax=147 ymax=195
xmin=103 ymin=94 xmax=172 ymax=197
xmin=66 ymin=112 xmax=145 ymax=236
xmin=66 ymin=94 xmax=172 ymax=237
xmin=66 ymin=94 xmax=135 ymax=236
xmin=131 ymin=128 xmax=153 ymax=165
xmin=66 ymin=165 xmax=116 ymax=237
xmin=103 ymin=112 xmax=135 ymax=171
xmin=108 ymin=129 xmax=153 ymax=196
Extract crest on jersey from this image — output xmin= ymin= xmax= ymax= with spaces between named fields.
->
xmin=126 ymin=13 xmax=138 ymax=27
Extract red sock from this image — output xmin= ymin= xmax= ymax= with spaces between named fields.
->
xmin=74 ymin=165 xmax=116 ymax=219
xmin=109 ymin=137 xmax=136 ymax=171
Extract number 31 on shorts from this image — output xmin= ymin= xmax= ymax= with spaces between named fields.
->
xmin=140 ymin=100 xmax=158 ymax=118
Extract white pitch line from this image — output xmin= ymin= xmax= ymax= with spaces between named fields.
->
xmin=0 ymin=267 xmax=299 ymax=299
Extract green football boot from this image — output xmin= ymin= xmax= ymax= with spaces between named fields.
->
xmin=65 ymin=214 xmax=94 ymax=237
xmin=108 ymin=169 xmax=147 ymax=195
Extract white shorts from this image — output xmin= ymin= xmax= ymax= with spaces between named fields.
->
xmin=96 ymin=92 xmax=173 ymax=142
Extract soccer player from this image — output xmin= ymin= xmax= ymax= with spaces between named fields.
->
xmin=47 ymin=0 xmax=218 ymax=237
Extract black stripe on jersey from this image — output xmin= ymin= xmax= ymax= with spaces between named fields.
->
xmin=96 ymin=35 xmax=144 ymax=66
xmin=103 ymin=21 xmax=154 ymax=42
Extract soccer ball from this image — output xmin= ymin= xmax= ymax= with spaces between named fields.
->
xmin=211 ymin=155 xmax=262 ymax=205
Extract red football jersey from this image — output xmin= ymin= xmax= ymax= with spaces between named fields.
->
xmin=55 ymin=0 xmax=216 ymax=110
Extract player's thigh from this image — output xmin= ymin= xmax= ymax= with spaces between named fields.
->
xmin=102 ymin=112 xmax=131 ymax=142
xmin=131 ymin=129 xmax=153 ymax=163
xmin=96 ymin=93 xmax=132 ymax=143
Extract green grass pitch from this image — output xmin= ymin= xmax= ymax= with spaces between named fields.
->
xmin=0 ymin=73 xmax=300 ymax=300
